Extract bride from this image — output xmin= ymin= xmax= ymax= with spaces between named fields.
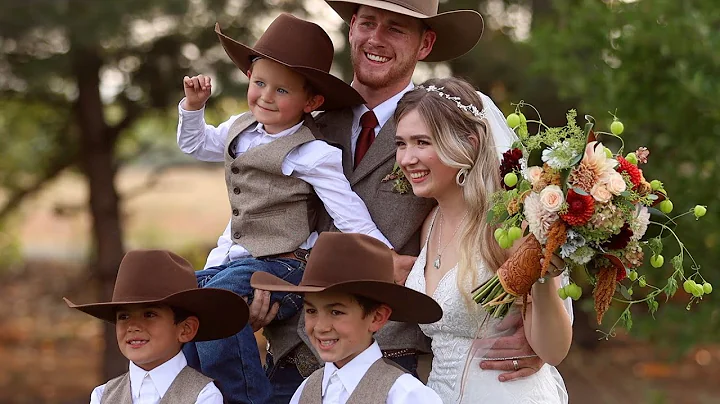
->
xmin=395 ymin=77 xmax=572 ymax=403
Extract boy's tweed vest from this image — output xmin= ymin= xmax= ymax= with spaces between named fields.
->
xmin=263 ymin=108 xmax=436 ymax=365
xmin=224 ymin=113 xmax=322 ymax=257
xmin=298 ymin=358 xmax=407 ymax=404
xmin=100 ymin=366 xmax=212 ymax=404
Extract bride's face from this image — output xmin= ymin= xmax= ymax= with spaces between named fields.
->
xmin=395 ymin=108 xmax=460 ymax=199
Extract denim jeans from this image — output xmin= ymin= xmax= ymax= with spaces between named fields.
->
xmin=183 ymin=257 xmax=305 ymax=404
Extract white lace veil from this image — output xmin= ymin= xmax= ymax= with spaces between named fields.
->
xmin=477 ymin=91 xmax=518 ymax=160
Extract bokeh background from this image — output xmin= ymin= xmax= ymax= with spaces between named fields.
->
xmin=1 ymin=0 xmax=718 ymax=403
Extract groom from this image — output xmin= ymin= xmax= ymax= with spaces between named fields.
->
xmin=247 ymin=0 xmax=561 ymax=402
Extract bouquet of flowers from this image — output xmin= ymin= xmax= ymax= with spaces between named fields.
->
xmin=472 ymin=104 xmax=710 ymax=335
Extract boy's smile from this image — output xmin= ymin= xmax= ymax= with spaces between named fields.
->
xmin=115 ymin=303 xmax=192 ymax=371
xmin=304 ymin=291 xmax=390 ymax=369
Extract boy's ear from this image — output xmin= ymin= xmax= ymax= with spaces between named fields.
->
xmin=247 ymin=69 xmax=252 ymax=79
xmin=177 ymin=316 xmax=200 ymax=343
xmin=368 ymin=304 xmax=392 ymax=333
xmin=304 ymin=94 xmax=325 ymax=113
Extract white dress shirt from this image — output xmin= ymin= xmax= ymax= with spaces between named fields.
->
xmin=89 ymin=351 xmax=222 ymax=404
xmin=349 ymin=81 xmax=414 ymax=158
xmin=289 ymin=341 xmax=443 ymax=404
xmin=177 ymin=101 xmax=392 ymax=268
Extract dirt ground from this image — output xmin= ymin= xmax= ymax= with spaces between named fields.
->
xmin=2 ymin=167 xmax=719 ymax=403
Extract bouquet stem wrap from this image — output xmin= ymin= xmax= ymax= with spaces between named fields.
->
xmin=497 ymin=235 xmax=544 ymax=297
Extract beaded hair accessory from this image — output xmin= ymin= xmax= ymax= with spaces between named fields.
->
xmin=419 ymin=85 xmax=487 ymax=120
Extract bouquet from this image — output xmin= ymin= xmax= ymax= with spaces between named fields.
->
xmin=472 ymin=104 xmax=710 ymax=336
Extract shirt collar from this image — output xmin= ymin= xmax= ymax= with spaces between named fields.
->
xmin=352 ymin=81 xmax=415 ymax=130
xmin=321 ymin=341 xmax=383 ymax=397
xmin=251 ymin=120 xmax=304 ymax=138
xmin=129 ymin=350 xmax=187 ymax=399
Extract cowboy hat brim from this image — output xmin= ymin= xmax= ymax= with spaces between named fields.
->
xmin=251 ymin=271 xmax=442 ymax=324
xmin=63 ymin=288 xmax=249 ymax=342
xmin=215 ymin=24 xmax=365 ymax=111
xmin=326 ymin=0 xmax=484 ymax=62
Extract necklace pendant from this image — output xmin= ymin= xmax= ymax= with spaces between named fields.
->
xmin=433 ymin=256 xmax=441 ymax=269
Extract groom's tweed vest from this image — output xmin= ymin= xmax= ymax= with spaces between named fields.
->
xmin=100 ymin=366 xmax=212 ymax=404
xmin=223 ymin=113 xmax=322 ymax=258
xmin=264 ymin=108 xmax=437 ymax=363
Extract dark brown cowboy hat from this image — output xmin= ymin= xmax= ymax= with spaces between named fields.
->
xmin=251 ymin=232 xmax=442 ymax=324
xmin=64 ymin=250 xmax=249 ymax=342
xmin=215 ymin=13 xmax=365 ymax=110
xmin=325 ymin=0 xmax=484 ymax=62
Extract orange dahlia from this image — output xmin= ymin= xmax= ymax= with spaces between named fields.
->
xmin=616 ymin=156 xmax=642 ymax=189
xmin=560 ymin=189 xmax=595 ymax=226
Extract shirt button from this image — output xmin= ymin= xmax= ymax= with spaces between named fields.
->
xmin=233 ymin=232 xmax=240 ymax=239
xmin=233 ymin=187 xmax=240 ymax=194
xmin=232 ymin=209 xmax=239 ymax=216
xmin=231 ymin=167 xmax=239 ymax=174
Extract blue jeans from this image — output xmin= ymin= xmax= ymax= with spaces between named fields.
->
xmin=183 ymin=257 xmax=305 ymax=404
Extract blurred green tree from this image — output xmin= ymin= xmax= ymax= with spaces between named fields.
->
xmin=529 ymin=0 xmax=720 ymax=352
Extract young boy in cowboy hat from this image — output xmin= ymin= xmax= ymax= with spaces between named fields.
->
xmin=177 ymin=12 xmax=395 ymax=403
xmin=63 ymin=249 xmax=250 ymax=404
xmin=251 ymin=232 xmax=444 ymax=404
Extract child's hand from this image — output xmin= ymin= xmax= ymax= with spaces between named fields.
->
xmin=182 ymin=74 xmax=212 ymax=111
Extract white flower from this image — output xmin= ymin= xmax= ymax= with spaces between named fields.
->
xmin=541 ymin=140 xmax=581 ymax=170
xmin=590 ymin=183 xmax=613 ymax=203
xmin=539 ymin=185 xmax=565 ymax=212
xmin=523 ymin=192 xmax=559 ymax=243
xmin=630 ymin=205 xmax=651 ymax=241
xmin=525 ymin=166 xmax=543 ymax=187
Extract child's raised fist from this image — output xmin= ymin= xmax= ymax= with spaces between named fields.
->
xmin=182 ymin=74 xmax=212 ymax=111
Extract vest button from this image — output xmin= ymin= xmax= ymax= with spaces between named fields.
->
xmin=232 ymin=209 xmax=239 ymax=216
xmin=233 ymin=187 xmax=240 ymax=194
xmin=233 ymin=232 xmax=240 ymax=239
xmin=231 ymin=167 xmax=239 ymax=174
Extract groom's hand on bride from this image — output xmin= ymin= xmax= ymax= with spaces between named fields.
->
xmin=391 ymin=251 xmax=417 ymax=284
xmin=479 ymin=312 xmax=544 ymax=382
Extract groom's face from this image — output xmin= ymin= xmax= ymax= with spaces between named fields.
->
xmin=349 ymin=6 xmax=435 ymax=90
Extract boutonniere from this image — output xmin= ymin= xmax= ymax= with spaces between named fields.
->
xmin=381 ymin=163 xmax=411 ymax=194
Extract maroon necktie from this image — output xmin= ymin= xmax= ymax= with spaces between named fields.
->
xmin=354 ymin=110 xmax=379 ymax=168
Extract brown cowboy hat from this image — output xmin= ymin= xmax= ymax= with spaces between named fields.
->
xmin=215 ymin=13 xmax=365 ymax=110
xmin=325 ymin=0 xmax=484 ymax=62
xmin=64 ymin=250 xmax=249 ymax=342
xmin=251 ymin=232 xmax=442 ymax=324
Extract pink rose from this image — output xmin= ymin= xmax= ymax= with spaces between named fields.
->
xmin=603 ymin=171 xmax=627 ymax=195
xmin=591 ymin=183 xmax=613 ymax=203
xmin=525 ymin=166 xmax=543 ymax=187
xmin=539 ymin=185 xmax=564 ymax=212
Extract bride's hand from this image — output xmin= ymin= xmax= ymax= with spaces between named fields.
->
xmin=479 ymin=312 xmax=545 ymax=382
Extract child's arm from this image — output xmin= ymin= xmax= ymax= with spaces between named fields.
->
xmin=523 ymin=273 xmax=573 ymax=366
xmin=289 ymin=141 xmax=392 ymax=248
xmin=177 ymin=74 xmax=243 ymax=162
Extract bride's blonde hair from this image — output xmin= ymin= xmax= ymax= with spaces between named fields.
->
xmin=395 ymin=77 xmax=508 ymax=308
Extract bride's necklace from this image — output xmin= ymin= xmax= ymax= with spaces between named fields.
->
xmin=433 ymin=209 xmax=469 ymax=270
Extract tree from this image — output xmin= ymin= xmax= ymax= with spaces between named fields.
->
xmin=529 ymin=0 xmax=720 ymax=351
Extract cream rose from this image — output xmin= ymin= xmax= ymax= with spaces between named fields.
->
xmin=591 ymin=183 xmax=613 ymax=203
xmin=603 ymin=171 xmax=627 ymax=195
xmin=539 ymin=185 xmax=564 ymax=212
xmin=525 ymin=166 xmax=543 ymax=187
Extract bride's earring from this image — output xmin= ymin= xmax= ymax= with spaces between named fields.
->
xmin=456 ymin=168 xmax=468 ymax=186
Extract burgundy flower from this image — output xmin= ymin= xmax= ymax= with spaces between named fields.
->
xmin=603 ymin=224 xmax=634 ymax=251
xmin=500 ymin=148 xmax=523 ymax=189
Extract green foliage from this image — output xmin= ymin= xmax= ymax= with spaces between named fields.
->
xmin=531 ymin=0 xmax=720 ymax=350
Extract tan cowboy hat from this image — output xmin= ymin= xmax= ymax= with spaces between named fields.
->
xmin=64 ymin=250 xmax=249 ymax=342
xmin=326 ymin=0 xmax=484 ymax=62
xmin=251 ymin=232 xmax=442 ymax=324
xmin=215 ymin=13 xmax=365 ymax=110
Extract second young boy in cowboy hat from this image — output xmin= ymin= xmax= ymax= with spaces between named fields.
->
xmin=177 ymin=13 xmax=395 ymax=403
xmin=64 ymin=249 xmax=250 ymax=404
xmin=251 ymin=232 xmax=444 ymax=403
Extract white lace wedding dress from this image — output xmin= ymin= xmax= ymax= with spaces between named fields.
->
xmin=405 ymin=215 xmax=569 ymax=403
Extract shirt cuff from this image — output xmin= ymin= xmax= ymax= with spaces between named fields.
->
xmin=368 ymin=229 xmax=394 ymax=250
